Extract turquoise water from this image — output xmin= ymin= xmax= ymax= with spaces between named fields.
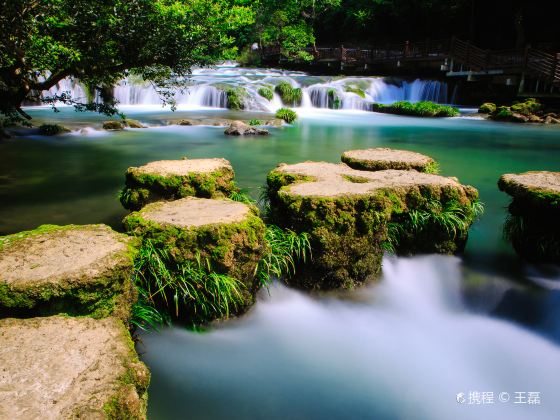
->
xmin=1 ymin=106 xmax=559 ymax=419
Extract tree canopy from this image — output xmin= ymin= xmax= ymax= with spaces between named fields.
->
xmin=0 ymin=0 xmax=253 ymax=120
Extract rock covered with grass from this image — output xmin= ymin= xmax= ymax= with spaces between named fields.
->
xmin=341 ymin=148 xmax=439 ymax=173
xmin=266 ymin=161 xmax=480 ymax=289
xmin=487 ymin=98 xmax=560 ymax=123
xmin=0 ymin=316 xmax=149 ymax=419
xmin=0 ymin=224 xmax=137 ymax=321
xmin=124 ymin=197 xmax=267 ymax=323
xmin=38 ymin=124 xmax=70 ymax=136
xmin=120 ymin=158 xmax=237 ymax=211
xmin=371 ymin=101 xmax=459 ymax=117
xmin=498 ymin=171 xmax=560 ymax=262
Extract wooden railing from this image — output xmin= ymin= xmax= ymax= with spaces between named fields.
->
xmin=261 ymin=38 xmax=560 ymax=85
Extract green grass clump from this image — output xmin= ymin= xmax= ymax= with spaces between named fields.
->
xmin=248 ymin=119 xmax=262 ymax=126
xmin=224 ymin=87 xmax=246 ymax=110
xmin=423 ymin=161 xmax=440 ymax=174
xmin=511 ymin=98 xmax=542 ymax=115
xmin=275 ymin=81 xmax=302 ymax=106
xmin=255 ymin=225 xmax=311 ymax=287
xmin=372 ymin=101 xmax=459 ymax=117
xmin=275 ymin=108 xmax=298 ymax=124
xmin=258 ymin=87 xmax=274 ymax=101
xmin=131 ymin=240 xmax=246 ymax=326
xmin=38 ymin=124 xmax=70 ymax=136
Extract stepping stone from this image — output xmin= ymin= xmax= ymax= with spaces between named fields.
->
xmin=123 ymin=197 xmax=267 ymax=318
xmin=498 ymin=171 xmax=560 ymax=262
xmin=267 ymin=161 xmax=480 ymax=289
xmin=341 ymin=148 xmax=438 ymax=173
xmin=120 ymin=158 xmax=236 ymax=210
xmin=0 ymin=316 xmax=149 ymax=419
xmin=0 ymin=224 xmax=137 ymax=321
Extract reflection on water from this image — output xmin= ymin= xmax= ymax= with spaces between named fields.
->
xmin=139 ymin=256 xmax=560 ymax=420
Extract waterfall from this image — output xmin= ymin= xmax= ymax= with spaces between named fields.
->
xmin=38 ymin=66 xmax=453 ymax=112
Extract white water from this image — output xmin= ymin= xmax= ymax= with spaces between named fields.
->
xmin=44 ymin=65 xmax=451 ymax=112
xmin=140 ymin=255 xmax=560 ymax=420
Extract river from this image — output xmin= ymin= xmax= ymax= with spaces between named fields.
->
xmin=0 ymin=67 xmax=559 ymax=420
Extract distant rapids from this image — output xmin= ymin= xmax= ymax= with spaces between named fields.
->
xmin=41 ymin=64 xmax=452 ymax=112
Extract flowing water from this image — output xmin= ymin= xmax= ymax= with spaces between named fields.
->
xmin=1 ymin=67 xmax=559 ymax=420
xmin=45 ymin=65 xmax=451 ymax=112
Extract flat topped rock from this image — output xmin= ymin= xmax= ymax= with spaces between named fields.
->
xmin=274 ymin=161 xmax=459 ymax=198
xmin=0 ymin=225 xmax=132 ymax=286
xmin=341 ymin=148 xmax=436 ymax=172
xmin=139 ymin=197 xmax=251 ymax=228
xmin=499 ymin=171 xmax=560 ymax=197
xmin=0 ymin=316 xmax=149 ymax=419
xmin=132 ymin=158 xmax=232 ymax=177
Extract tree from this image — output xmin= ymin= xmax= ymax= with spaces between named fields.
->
xmin=0 ymin=0 xmax=253 ymax=122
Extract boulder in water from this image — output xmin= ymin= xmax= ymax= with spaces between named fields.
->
xmin=103 ymin=120 xmax=125 ymax=130
xmin=123 ymin=197 xmax=267 ymax=321
xmin=0 ymin=316 xmax=149 ymax=419
xmin=224 ymin=121 xmax=269 ymax=136
xmin=119 ymin=158 xmax=237 ymax=211
xmin=266 ymin=161 xmax=480 ymax=289
xmin=341 ymin=148 xmax=438 ymax=173
xmin=124 ymin=119 xmax=147 ymax=128
xmin=38 ymin=124 xmax=70 ymax=136
xmin=499 ymin=171 xmax=560 ymax=262
xmin=0 ymin=224 xmax=138 ymax=321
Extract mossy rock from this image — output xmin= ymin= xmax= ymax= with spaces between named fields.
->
xmin=103 ymin=120 xmax=125 ymax=130
xmin=275 ymin=81 xmax=303 ymax=106
xmin=0 ymin=316 xmax=149 ymax=419
xmin=267 ymin=162 xmax=479 ymax=289
xmin=38 ymin=124 xmax=71 ymax=136
xmin=120 ymin=158 xmax=237 ymax=211
xmin=0 ymin=224 xmax=138 ymax=322
xmin=341 ymin=148 xmax=438 ymax=173
xmin=498 ymin=171 xmax=560 ymax=262
xmin=478 ymin=103 xmax=496 ymax=114
xmin=123 ymin=197 xmax=267 ymax=313
xmin=124 ymin=119 xmax=146 ymax=129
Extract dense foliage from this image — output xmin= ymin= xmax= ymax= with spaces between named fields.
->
xmin=0 ymin=0 xmax=253 ymax=120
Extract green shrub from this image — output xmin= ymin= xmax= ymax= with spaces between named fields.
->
xmin=248 ymin=119 xmax=262 ymax=126
xmin=275 ymin=81 xmax=302 ymax=106
xmin=275 ymin=108 xmax=298 ymax=124
xmin=38 ymin=124 xmax=70 ymax=136
xmin=478 ymin=102 xmax=496 ymax=114
xmin=224 ymin=87 xmax=246 ymax=110
xmin=327 ymin=88 xmax=341 ymax=109
xmin=372 ymin=101 xmax=459 ymax=118
xmin=511 ymin=98 xmax=542 ymax=115
xmin=258 ymin=87 xmax=274 ymax=101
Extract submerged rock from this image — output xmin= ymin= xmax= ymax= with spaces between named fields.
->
xmin=0 ymin=316 xmax=149 ymax=419
xmin=123 ymin=197 xmax=267 ymax=320
xmin=341 ymin=148 xmax=438 ymax=173
xmin=498 ymin=171 xmax=560 ymax=262
xmin=224 ymin=120 xmax=269 ymax=136
xmin=119 ymin=158 xmax=236 ymax=211
xmin=0 ymin=224 xmax=137 ymax=321
xmin=267 ymin=161 xmax=480 ymax=290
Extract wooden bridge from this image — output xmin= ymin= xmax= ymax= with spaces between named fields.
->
xmin=262 ymin=38 xmax=560 ymax=93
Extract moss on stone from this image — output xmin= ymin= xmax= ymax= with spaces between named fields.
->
xmin=103 ymin=120 xmax=125 ymax=130
xmin=341 ymin=148 xmax=438 ymax=173
xmin=498 ymin=171 xmax=560 ymax=262
xmin=478 ymin=103 xmax=496 ymax=114
xmin=344 ymin=85 xmax=366 ymax=98
xmin=224 ymin=86 xmax=247 ymax=110
xmin=0 ymin=224 xmax=138 ymax=323
xmin=266 ymin=162 xmax=480 ymax=289
xmin=120 ymin=158 xmax=237 ymax=211
xmin=38 ymin=124 xmax=70 ymax=136
xmin=258 ymin=87 xmax=274 ymax=101
xmin=123 ymin=198 xmax=267 ymax=318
